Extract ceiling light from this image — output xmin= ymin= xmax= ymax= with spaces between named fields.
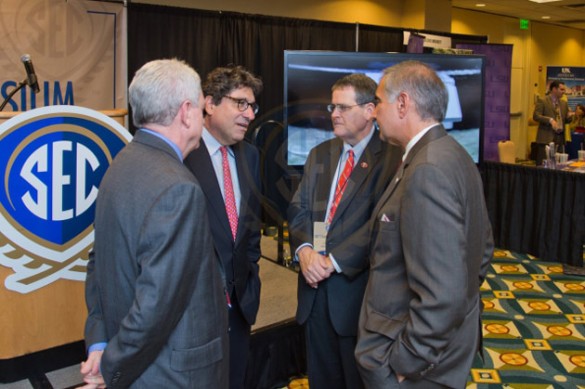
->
xmin=541 ymin=16 xmax=551 ymax=19
xmin=529 ymin=0 xmax=562 ymax=3
xmin=476 ymin=3 xmax=486 ymax=6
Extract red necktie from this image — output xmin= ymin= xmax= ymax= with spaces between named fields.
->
xmin=220 ymin=146 xmax=238 ymax=241
xmin=327 ymin=150 xmax=354 ymax=224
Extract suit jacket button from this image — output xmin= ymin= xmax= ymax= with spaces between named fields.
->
xmin=419 ymin=363 xmax=435 ymax=376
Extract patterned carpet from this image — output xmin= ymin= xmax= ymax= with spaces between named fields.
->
xmin=285 ymin=249 xmax=585 ymax=389
xmin=468 ymin=249 xmax=585 ymax=388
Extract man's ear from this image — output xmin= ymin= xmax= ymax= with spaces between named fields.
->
xmin=179 ymin=100 xmax=193 ymax=127
xmin=363 ymin=101 xmax=376 ymax=117
xmin=397 ymin=92 xmax=409 ymax=117
xmin=204 ymin=95 xmax=215 ymax=116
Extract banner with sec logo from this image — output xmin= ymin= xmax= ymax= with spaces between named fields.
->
xmin=0 ymin=105 xmax=131 ymax=293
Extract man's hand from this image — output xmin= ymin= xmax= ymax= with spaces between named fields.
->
xmin=297 ymin=246 xmax=334 ymax=287
xmin=79 ymin=350 xmax=106 ymax=388
xmin=550 ymin=118 xmax=563 ymax=132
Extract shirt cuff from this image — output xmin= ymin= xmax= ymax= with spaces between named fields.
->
xmin=328 ymin=252 xmax=342 ymax=273
xmin=88 ymin=342 xmax=107 ymax=354
xmin=294 ymin=243 xmax=313 ymax=262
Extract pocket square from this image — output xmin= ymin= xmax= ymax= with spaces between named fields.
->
xmin=380 ymin=213 xmax=391 ymax=222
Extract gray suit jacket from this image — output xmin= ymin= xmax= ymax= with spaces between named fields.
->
xmin=84 ymin=130 xmax=229 ymax=388
xmin=289 ymin=132 xmax=401 ymax=336
xmin=533 ymin=94 xmax=570 ymax=144
xmin=356 ymin=126 xmax=493 ymax=388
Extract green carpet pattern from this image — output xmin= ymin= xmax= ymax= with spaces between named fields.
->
xmin=468 ymin=249 xmax=585 ymax=388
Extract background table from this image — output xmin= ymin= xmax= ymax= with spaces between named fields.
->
xmin=481 ymin=161 xmax=585 ymax=267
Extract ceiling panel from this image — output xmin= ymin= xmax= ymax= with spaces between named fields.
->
xmin=451 ymin=0 xmax=585 ymax=30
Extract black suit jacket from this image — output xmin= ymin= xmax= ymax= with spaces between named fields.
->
xmin=184 ymin=139 xmax=262 ymax=325
xmin=288 ymin=132 xmax=401 ymax=336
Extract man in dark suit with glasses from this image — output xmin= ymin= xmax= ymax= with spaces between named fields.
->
xmin=184 ymin=65 xmax=263 ymax=389
xmin=288 ymin=73 xmax=402 ymax=389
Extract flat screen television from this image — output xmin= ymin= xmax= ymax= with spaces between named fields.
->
xmin=283 ymin=51 xmax=485 ymax=171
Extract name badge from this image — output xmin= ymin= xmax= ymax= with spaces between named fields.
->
xmin=313 ymin=221 xmax=327 ymax=253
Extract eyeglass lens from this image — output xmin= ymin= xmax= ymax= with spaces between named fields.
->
xmin=224 ymin=95 xmax=259 ymax=114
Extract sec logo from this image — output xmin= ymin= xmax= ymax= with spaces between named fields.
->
xmin=0 ymin=106 xmax=131 ymax=293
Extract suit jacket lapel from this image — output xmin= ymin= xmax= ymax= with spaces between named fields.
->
xmin=372 ymin=161 xmax=401 ymax=220
xmin=330 ymin=134 xmax=381 ymax=225
xmin=371 ymin=125 xmax=447 ymax=217
xmin=233 ymin=143 xmax=249 ymax=244
xmin=188 ymin=140 xmax=233 ymax=241
xmin=314 ymin=139 xmax=342 ymax=222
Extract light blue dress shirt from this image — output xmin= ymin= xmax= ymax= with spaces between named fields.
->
xmin=140 ymin=128 xmax=183 ymax=160
xmin=324 ymin=127 xmax=375 ymax=223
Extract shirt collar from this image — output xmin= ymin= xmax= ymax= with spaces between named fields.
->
xmin=343 ymin=125 xmax=375 ymax=159
xmin=202 ymin=127 xmax=234 ymax=157
xmin=139 ymin=128 xmax=183 ymax=160
xmin=403 ymin=123 xmax=438 ymax=162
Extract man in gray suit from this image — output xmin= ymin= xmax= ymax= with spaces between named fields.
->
xmin=80 ymin=59 xmax=229 ymax=388
xmin=288 ymin=73 xmax=401 ymax=389
xmin=533 ymin=80 xmax=572 ymax=146
xmin=355 ymin=61 xmax=493 ymax=389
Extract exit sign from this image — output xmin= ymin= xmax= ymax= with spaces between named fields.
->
xmin=520 ymin=19 xmax=530 ymax=29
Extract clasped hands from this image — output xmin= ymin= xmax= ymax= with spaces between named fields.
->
xmin=78 ymin=350 xmax=106 ymax=388
xmin=297 ymin=246 xmax=335 ymax=288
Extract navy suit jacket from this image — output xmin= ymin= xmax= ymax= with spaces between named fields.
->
xmin=184 ymin=139 xmax=262 ymax=325
xmin=288 ymin=132 xmax=401 ymax=336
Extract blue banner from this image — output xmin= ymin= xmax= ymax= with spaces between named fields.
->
xmin=546 ymin=66 xmax=585 ymax=110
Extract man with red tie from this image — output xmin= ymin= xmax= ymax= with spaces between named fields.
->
xmin=288 ymin=73 xmax=402 ymax=389
xmin=184 ymin=65 xmax=263 ymax=389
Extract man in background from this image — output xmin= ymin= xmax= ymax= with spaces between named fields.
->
xmin=81 ymin=59 xmax=229 ymax=388
xmin=184 ymin=65 xmax=263 ymax=389
xmin=288 ymin=73 xmax=401 ymax=389
xmin=355 ymin=61 xmax=493 ymax=389
xmin=534 ymin=80 xmax=573 ymax=146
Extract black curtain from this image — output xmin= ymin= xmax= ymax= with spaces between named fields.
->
xmin=482 ymin=161 xmax=585 ymax=266
xmin=128 ymin=5 xmax=364 ymax=128
xmin=358 ymin=24 xmax=409 ymax=52
xmin=128 ymin=4 xmax=487 ymax=126
xmin=127 ymin=3 xmax=487 ymax=126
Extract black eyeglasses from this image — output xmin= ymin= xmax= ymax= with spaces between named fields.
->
xmin=326 ymin=100 xmax=377 ymax=113
xmin=223 ymin=95 xmax=259 ymax=114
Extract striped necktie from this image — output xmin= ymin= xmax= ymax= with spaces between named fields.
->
xmin=327 ymin=149 xmax=354 ymax=224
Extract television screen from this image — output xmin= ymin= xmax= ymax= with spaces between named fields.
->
xmin=283 ymin=51 xmax=485 ymax=169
